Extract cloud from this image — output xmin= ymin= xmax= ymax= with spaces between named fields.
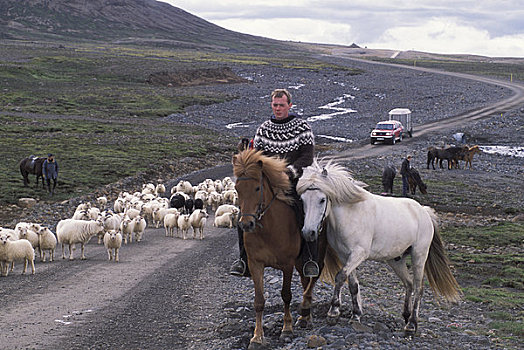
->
xmin=367 ymin=17 xmax=524 ymax=57
xmin=158 ymin=0 xmax=524 ymax=57
xmin=214 ymin=18 xmax=354 ymax=45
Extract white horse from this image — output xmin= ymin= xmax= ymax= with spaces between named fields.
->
xmin=296 ymin=159 xmax=461 ymax=335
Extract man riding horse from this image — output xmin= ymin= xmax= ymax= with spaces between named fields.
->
xmin=230 ymin=88 xmax=320 ymax=278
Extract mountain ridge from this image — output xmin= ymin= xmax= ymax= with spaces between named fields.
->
xmin=0 ymin=0 xmax=292 ymax=52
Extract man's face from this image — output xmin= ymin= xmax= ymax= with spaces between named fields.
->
xmin=271 ymin=95 xmax=292 ymax=120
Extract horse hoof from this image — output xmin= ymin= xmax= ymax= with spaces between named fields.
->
xmin=326 ymin=315 xmax=339 ymax=326
xmin=295 ymin=316 xmax=312 ymax=329
xmin=248 ymin=341 xmax=268 ymax=350
xmin=403 ymin=324 xmax=417 ymax=337
xmin=279 ymin=330 xmax=293 ymax=343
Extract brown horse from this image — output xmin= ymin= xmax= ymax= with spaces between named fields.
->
xmin=19 ymin=156 xmax=46 ymax=188
xmin=232 ymin=149 xmax=326 ymax=349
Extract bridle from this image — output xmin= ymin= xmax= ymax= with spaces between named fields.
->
xmin=302 ymin=187 xmax=328 ymax=235
xmin=236 ymin=172 xmax=277 ymax=227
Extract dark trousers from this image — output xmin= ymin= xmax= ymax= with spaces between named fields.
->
xmin=46 ymin=178 xmax=57 ymax=192
xmin=401 ymin=174 xmax=409 ymax=197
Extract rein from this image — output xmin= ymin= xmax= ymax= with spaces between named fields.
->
xmin=236 ymin=172 xmax=277 ymax=228
xmin=303 ymin=187 xmax=328 ymax=234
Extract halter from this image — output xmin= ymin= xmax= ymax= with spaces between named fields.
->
xmin=236 ymin=172 xmax=277 ymax=228
xmin=303 ymin=187 xmax=328 ymax=235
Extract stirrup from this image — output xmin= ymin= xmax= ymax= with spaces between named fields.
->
xmin=229 ymin=259 xmax=247 ymax=277
xmin=303 ymin=260 xmax=320 ymax=278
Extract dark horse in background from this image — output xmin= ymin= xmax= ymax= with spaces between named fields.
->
xmin=19 ymin=156 xmax=46 ymax=188
xmin=408 ymin=168 xmax=428 ymax=195
xmin=381 ymin=165 xmax=396 ymax=194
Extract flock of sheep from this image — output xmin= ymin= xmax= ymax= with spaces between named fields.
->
xmin=0 ymin=176 xmax=240 ymax=277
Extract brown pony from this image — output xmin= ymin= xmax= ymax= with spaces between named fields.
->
xmin=19 ymin=156 xmax=46 ymax=188
xmin=232 ymin=149 xmax=326 ymax=349
xmin=463 ymin=145 xmax=481 ymax=169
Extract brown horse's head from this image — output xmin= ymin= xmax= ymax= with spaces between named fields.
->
xmin=232 ymin=149 xmax=292 ymax=232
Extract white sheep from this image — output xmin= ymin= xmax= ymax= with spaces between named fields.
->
xmin=99 ymin=212 xmax=123 ymax=244
xmin=120 ymin=218 xmax=135 ymax=244
xmin=113 ymin=198 xmax=125 ymax=213
xmin=222 ymin=189 xmax=238 ymax=204
xmin=37 ymin=227 xmax=57 ymax=262
xmin=56 ymin=219 xmax=105 ymax=260
xmin=215 ymin=204 xmax=240 ymax=217
xmin=103 ymin=230 xmax=122 ymax=262
xmin=72 ymin=209 xmax=90 ymax=220
xmin=207 ymin=191 xmax=222 ymax=211
xmin=97 ymin=196 xmax=108 ymax=209
xmin=152 ymin=207 xmax=178 ymax=228
xmin=213 ymin=212 xmax=236 ymax=228
xmin=133 ymin=216 xmax=147 ymax=243
xmin=17 ymin=226 xmax=40 ymax=251
xmin=177 ymin=214 xmax=191 ymax=240
xmin=87 ymin=207 xmax=101 ymax=220
xmin=0 ymin=232 xmax=35 ymax=276
xmin=142 ymin=183 xmax=156 ymax=195
xmin=189 ymin=209 xmax=208 ymax=240
xmin=155 ymin=183 xmax=166 ymax=196
xmin=163 ymin=212 xmax=180 ymax=237
xmin=124 ymin=208 xmax=141 ymax=220
xmin=174 ymin=180 xmax=193 ymax=195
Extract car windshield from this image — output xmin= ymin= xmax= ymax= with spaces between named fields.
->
xmin=376 ymin=123 xmax=393 ymax=130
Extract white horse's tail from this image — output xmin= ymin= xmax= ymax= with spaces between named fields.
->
xmin=424 ymin=207 xmax=462 ymax=303
xmin=319 ymin=244 xmax=344 ymax=286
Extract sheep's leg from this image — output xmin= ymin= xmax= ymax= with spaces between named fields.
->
xmin=115 ymin=248 xmax=119 ymax=262
xmin=193 ymin=227 xmax=197 ymax=239
xmin=30 ymin=259 xmax=35 ymax=274
xmin=10 ymin=261 xmax=14 ymax=272
xmin=69 ymin=244 xmax=74 ymax=260
xmin=80 ymin=243 xmax=86 ymax=260
xmin=61 ymin=243 xmax=66 ymax=259
xmin=107 ymin=249 xmax=112 ymax=261
xmin=50 ymin=249 xmax=54 ymax=262
xmin=42 ymin=250 xmax=46 ymax=262
xmin=22 ymin=260 xmax=28 ymax=274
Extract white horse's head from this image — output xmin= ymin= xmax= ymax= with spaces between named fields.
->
xmin=300 ymin=187 xmax=330 ymax=242
xmin=298 ymin=159 xmax=367 ymax=241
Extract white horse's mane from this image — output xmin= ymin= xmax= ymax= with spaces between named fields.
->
xmin=297 ymin=158 xmax=368 ymax=204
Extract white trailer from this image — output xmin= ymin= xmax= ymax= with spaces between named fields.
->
xmin=388 ymin=108 xmax=412 ymax=137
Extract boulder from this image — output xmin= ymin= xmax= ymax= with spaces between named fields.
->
xmin=18 ymin=198 xmax=37 ymax=208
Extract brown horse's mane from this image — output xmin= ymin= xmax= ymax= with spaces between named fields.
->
xmin=232 ymin=149 xmax=293 ymax=204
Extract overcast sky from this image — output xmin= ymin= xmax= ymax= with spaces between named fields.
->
xmin=159 ymin=0 xmax=524 ymax=58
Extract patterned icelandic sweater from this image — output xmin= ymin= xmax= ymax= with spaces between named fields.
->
xmin=253 ymin=115 xmax=315 ymax=175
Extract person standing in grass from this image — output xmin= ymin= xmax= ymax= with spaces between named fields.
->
xmin=43 ymin=153 xmax=59 ymax=196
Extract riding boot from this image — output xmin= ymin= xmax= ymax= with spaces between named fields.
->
xmin=230 ymin=226 xmax=250 ymax=277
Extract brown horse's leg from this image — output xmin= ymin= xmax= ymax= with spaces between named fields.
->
xmin=280 ymin=264 xmax=294 ymax=341
xmin=248 ymin=261 xmax=266 ymax=349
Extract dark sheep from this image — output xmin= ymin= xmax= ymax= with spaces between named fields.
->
xmin=170 ymin=194 xmax=185 ymax=210
xmin=194 ymin=198 xmax=204 ymax=211
xmin=184 ymin=198 xmax=194 ymax=215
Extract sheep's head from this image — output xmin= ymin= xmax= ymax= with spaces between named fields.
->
xmin=0 ymin=233 xmax=8 ymax=245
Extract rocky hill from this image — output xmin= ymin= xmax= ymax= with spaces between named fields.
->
xmin=0 ymin=0 xmax=292 ymax=52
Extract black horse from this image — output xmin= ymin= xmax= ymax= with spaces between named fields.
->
xmin=381 ymin=165 xmax=396 ymax=194
xmin=407 ymin=168 xmax=428 ymax=195
xmin=19 ymin=156 xmax=46 ymax=188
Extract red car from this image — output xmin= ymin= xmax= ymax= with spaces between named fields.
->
xmin=370 ymin=120 xmax=404 ymax=145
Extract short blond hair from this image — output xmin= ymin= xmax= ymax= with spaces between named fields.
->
xmin=271 ymin=89 xmax=291 ymax=104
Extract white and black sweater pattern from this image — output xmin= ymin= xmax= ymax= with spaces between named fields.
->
xmin=253 ymin=116 xmax=314 ymax=154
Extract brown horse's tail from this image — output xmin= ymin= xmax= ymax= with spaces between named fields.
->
xmin=424 ymin=207 xmax=462 ymax=303
xmin=319 ymin=244 xmax=344 ymax=286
